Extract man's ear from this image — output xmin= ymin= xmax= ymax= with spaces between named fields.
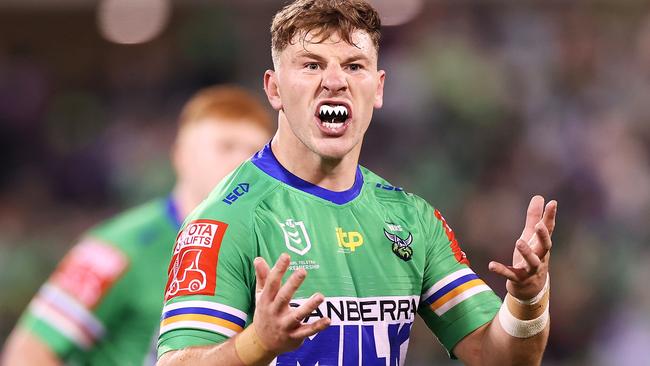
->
xmin=264 ymin=70 xmax=283 ymax=111
xmin=374 ymin=70 xmax=386 ymax=109
xmin=169 ymin=137 xmax=185 ymax=184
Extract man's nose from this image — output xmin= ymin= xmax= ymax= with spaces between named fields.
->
xmin=321 ymin=64 xmax=348 ymax=92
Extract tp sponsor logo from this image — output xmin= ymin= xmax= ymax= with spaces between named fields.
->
xmin=335 ymin=227 xmax=364 ymax=253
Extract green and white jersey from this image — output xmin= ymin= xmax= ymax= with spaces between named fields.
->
xmin=19 ymin=198 xmax=182 ymax=365
xmin=158 ymin=144 xmax=501 ymax=365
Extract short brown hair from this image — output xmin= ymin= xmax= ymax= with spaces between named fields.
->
xmin=178 ymin=85 xmax=273 ymax=133
xmin=271 ymin=0 xmax=381 ymax=61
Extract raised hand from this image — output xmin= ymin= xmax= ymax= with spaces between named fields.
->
xmin=488 ymin=195 xmax=557 ymax=300
xmin=251 ymin=253 xmax=331 ymax=354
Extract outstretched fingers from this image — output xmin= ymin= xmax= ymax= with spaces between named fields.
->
xmin=516 ymin=239 xmax=542 ymax=274
xmin=534 ymin=222 xmax=552 ymax=258
xmin=542 ymin=200 xmax=558 ymax=236
xmin=254 ymin=257 xmax=271 ymax=303
xmin=273 ymin=268 xmax=307 ymax=312
xmin=489 ymin=261 xmax=527 ymax=282
xmin=260 ymin=253 xmax=291 ymax=304
xmin=250 ymin=254 xmax=331 ymax=355
xmin=523 ymin=196 xmax=545 ymax=237
xmin=288 ymin=293 xmax=330 ymax=338
xmin=291 ymin=293 xmax=325 ymax=323
xmin=491 ymin=236 xmax=546 ymax=284
xmin=291 ymin=317 xmax=332 ymax=340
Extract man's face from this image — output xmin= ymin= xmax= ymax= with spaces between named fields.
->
xmin=266 ymin=29 xmax=385 ymax=160
xmin=173 ymin=118 xmax=270 ymax=199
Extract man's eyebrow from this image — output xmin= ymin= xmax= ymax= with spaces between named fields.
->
xmin=342 ymin=53 xmax=371 ymax=64
xmin=294 ymin=50 xmax=372 ymax=64
xmin=294 ymin=51 xmax=327 ymax=62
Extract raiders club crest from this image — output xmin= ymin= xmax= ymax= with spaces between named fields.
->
xmin=384 ymin=227 xmax=414 ymax=262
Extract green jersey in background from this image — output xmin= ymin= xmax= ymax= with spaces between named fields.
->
xmin=19 ymin=198 xmax=182 ymax=365
xmin=158 ymin=144 xmax=501 ymax=365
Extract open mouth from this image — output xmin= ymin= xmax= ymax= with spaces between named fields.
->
xmin=317 ymin=103 xmax=350 ymax=130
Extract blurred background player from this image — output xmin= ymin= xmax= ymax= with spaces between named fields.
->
xmin=1 ymin=85 xmax=273 ymax=365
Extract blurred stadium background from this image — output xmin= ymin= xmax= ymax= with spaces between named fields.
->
xmin=1 ymin=0 xmax=650 ymax=364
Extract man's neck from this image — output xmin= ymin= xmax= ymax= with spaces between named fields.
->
xmin=171 ymin=184 xmax=198 ymax=220
xmin=270 ymin=135 xmax=360 ymax=192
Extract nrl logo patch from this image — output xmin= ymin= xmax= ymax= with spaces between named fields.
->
xmin=279 ymin=219 xmax=312 ymax=256
xmin=384 ymin=228 xmax=414 ymax=261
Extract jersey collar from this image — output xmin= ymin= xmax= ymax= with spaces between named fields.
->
xmin=251 ymin=143 xmax=364 ymax=205
xmin=165 ymin=196 xmax=183 ymax=231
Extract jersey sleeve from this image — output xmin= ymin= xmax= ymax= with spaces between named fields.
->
xmin=17 ymin=237 xmax=129 ymax=359
xmin=415 ymin=199 xmax=501 ymax=357
xmin=157 ymin=202 xmax=256 ymax=358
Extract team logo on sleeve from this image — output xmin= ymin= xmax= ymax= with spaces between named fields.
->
xmin=434 ymin=209 xmax=470 ymax=265
xmin=164 ymin=219 xmax=228 ymax=301
xmin=279 ymin=219 xmax=312 ymax=256
xmin=384 ymin=226 xmax=414 ymax=262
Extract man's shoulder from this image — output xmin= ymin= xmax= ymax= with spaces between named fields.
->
xmin=359 ymin=166 xmax=439 ymax=229
xmin=87 ymin=198 xmax=172 ymax=250
xmin=35 ymin=202 xmax=171 ymax=321
xmin=188 ymin=161 xmax=278 ymax=227
xmin=360 ymin=166 xmax=427 ymax=205
xmin=95 ymin=198 xmax=168 ymax=227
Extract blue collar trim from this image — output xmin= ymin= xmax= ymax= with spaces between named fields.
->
xmin=165 ymin=196 xmax=183 ymax=231
xmin=250 ymin=143 xmax=363 ymax=205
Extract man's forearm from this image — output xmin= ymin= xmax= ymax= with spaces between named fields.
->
xmin=456 ymin=284 xmax=550 ymax=366
xmin=157 ymin=337 xmax=244 ymax=366
xmin=2 ymin=327 xmax=63 ymax=366
xmin=157 ymin=325 xmax=279 ymax=366
xmin=481 ymin=287 xmax=550 ymax=366
xmin=480 ymin=314 xmax=549 ymax=365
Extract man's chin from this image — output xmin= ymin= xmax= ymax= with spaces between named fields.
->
xmin=311 ymin=139 xmax=358 ymax=161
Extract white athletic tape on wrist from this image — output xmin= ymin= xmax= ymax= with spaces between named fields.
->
xmin=513 ymin=274 xmax=550 ymax=305
xmin=498 ymin=299 xmax=549 ymax=338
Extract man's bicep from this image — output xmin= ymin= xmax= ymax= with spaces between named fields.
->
xmin=156 ymin=335 xmax=244 ymax=366
xmin=417 ymin=204 xmax=501 ymax=357
xmin=158 ymin=217 xmax=254 ymax=358
xmin=451 ymin=321 xmax=490 ymax=365
xmin=158 ymin=329 xmax=230 ymax=359
xmin=17 ymin=237 xmax=129 ymax=358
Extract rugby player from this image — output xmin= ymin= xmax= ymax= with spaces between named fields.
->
xmin=2 ymin=85 xmax=273 ymax=365
xmin=157 ymin=1 xmax=558 ymax=365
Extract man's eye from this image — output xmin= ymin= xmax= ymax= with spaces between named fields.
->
xmin=348 ymin=64 xmax=361 ymax=71
xmin=305 ymin=63 xmax=319 ymax=70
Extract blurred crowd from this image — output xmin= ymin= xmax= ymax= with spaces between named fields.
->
xmin=1 ymin=1 xmax=649 ymax=365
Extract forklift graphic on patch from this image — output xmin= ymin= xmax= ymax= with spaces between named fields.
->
xmin=166 ymin=249 xmax=207 ymax=297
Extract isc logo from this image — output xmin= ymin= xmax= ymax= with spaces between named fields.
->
xmin=375 ymin=183 xmax=403 ymax=192
xmin=222 ymin=183 xmax=249 ymax=205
